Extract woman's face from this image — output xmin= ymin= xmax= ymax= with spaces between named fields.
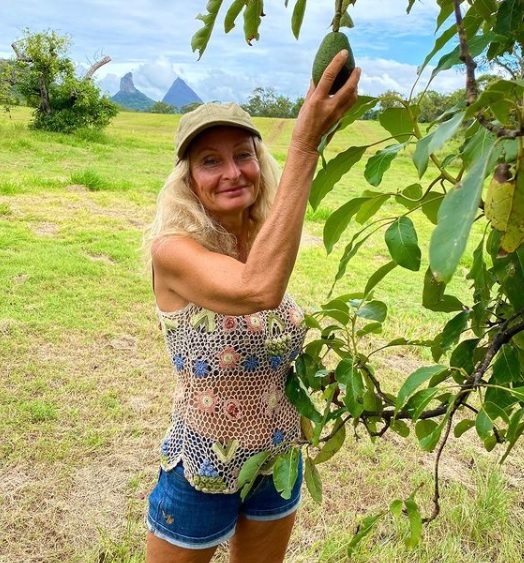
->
xmin=188 ymin=126 xmax=261 ymax=222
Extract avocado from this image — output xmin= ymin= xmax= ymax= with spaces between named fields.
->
xmin=312 ymin=31 xmax=355 ymax=95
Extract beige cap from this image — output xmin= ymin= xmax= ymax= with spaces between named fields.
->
xmin=175 ymin=102 xmax=261 ymax=159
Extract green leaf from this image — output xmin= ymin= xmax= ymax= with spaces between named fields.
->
xmin=323 ymin=197 xmax=370 ymax=253
xmin=364 ymin=143 xmax=406 ymax=187
xmin=355 ymin=300 xmax=387 ymax=322
xmin=224 ymin=0 xmax=246 ymax=33
xmin=395 ymin=183 xmax=423 ymax=210
xmin=454 ymin=418 xmax=475 ymax=438
xmin=332 ymin=230 xmax=375 ymax=290
xmin=364 ymin=260 xmax=397 ymax=296
xmin=494 ymin=0 xmax=522 ymax=37
xmin=356 ymin=321 xmax=383 ymax=337
xmin=439 ymin=311 xmax=470 ymax=352
xmin=431 ymin=32 xmax=496 ymax=78
xmin=355 ymin=192 xmax=391 ymax=224
xmin=507 ymin=386 xmax=524 ymax=402
xmin=390 ymin=419 xmax=410 ymax=437
xmin=338 ymin=96 xmax=379 ymax=130
xmin=321 ymin=298 xmax=350 ymax=325
xmin=422 ymin=267 xmax=464 ymax=312
xmin=191 ymin=0 xmax=224 ymax=60
xmin=273 ymin=447 xmax=300 ymax=500
xmin=484 ymin=385 xmax=516 ymax=414
xmin=405 ymin=387 xmax=441 ymax=421
xmin=285 ymin=372 xmax=323 ymax=422
xmin=415 ymin=419 xmax=437 ymax=441
xmin=460 ymin=125 xmax=496 ymax=169
xmin=310 ymin=146 xmax=368 ymax=210
xmin=347 ymin=512 xmax=385 ymax=557
xmin=243 ymin=0 xmax=263 ymax=44
xmin=418 ymin=23 xmax=456 ymax=76
xmin=385 ymin=217 xmax=421 ymax=271
xmin=491 ymin=245 xmax=524 ymax=311
xmin=475 ymin=408 xmax=493 ymax=440
xmin=379 ymin=107 xmax=415 ymax=143
xmin=483 ymin=400 xmax=510 ymax=425
xmin=390 ymin=499 xmax=403 ymax=519
xmin=404 ymin=497 xmax=423 ymax=549
xmin=291 ymin=0 xmax=307 ymax=39
xmin=304 ymin=456 xmax=322 ymax=503
xmin=466 ymin=237 xmax=491 ymax=304
xmin=238 ymin=450 xmax=271 ymax=500
xmin=420 ymin=191 xmax=443 ymax=225
xmin=336 ymin=359 xmax=364 ymax=418
xmin=413 ymin=111 xmax=464 ymax=177
xmin=491 ymin=344 xmax=522 ymax=384
xmin=450 ymin=338 xmax=480 ymax=374
xmin=396 ymin=365 xmax=447 ymax=413
xmin=418 ymin=419 xmax=445 ymax=451
xmin=471 ymin=0 xmax=498 ymax=21
xmin=313 ymin=423 xmax=346 ymax=464
xmin=500 ymin=407 xmax=524 ymax=463
xmin=429 ymin=145 xmax=495 ymax=283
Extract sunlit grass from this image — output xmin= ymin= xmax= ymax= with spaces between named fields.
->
xmin=1 ymin=107 xmax=523 ymax=562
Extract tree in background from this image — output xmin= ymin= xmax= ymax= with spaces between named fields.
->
xmin=242 ymin=86 xmax=302 ymax=118
xmin=191 ymin=0 xmax=524 ymax=553
xmin=2 ymin=29 xmax=118 ymax=133
xmin=150 ymin=101 xmax=176 ymax=114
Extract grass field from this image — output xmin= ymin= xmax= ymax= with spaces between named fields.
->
xmin=1 ymin=106 xmax=523 ymax=562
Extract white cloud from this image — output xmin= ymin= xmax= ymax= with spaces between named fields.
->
xmin=1 ymin=0 xmax=466 ymax=104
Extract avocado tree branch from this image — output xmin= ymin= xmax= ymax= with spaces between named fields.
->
xmin=454 ymin=0 xmax=524 ymax=138
xmin=470 ymin=312 xmax=524 ymax=387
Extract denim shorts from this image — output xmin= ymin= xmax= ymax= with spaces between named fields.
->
xmin=146 ymin=456 xmax=303 ymax=549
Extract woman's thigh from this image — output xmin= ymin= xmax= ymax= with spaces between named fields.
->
xmin=228 ymin=512 xmax=297 ymax=563
xmin=146 ymin=532 xmax=217 ymax=563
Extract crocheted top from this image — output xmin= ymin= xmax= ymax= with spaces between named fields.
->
xmin=157 ymin=294 xmax=307 ymax=494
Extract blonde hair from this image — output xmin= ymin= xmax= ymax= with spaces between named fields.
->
xmin=143 ymin=137 xmax=281 ymax=265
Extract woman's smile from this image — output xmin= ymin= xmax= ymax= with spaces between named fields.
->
xmin=188 ymin=126 xmax=260 ymax=222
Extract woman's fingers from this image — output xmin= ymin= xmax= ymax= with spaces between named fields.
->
xmin=314 ymin=49 xmax=354 ymax=96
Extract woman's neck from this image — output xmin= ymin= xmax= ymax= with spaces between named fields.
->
xmin=216 ymin=210 xmax=251 ymax=263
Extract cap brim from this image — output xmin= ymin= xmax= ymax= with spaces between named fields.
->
xmin=177 ymin=120 xmax=261 ymax=160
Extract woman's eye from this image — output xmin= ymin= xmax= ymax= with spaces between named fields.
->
xmin=203 ymin=157 xmax=220 ymax=167
xmin=235 ymin=152 xmax=253 ymax=162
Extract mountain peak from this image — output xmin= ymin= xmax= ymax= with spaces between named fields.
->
xmin=119 ymin=72 xmax=138 ymax=94
xmin=111 ymin=72 xmax=155 ymax=111
xmin=162 ymin=77 xmax=203 ymax=110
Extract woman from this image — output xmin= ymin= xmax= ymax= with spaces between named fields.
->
xmin=144 ymin=51 xmax=360 ymax=563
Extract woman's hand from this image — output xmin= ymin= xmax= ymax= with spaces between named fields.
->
xmin=291 ymin=50 xmax=361 ymax=155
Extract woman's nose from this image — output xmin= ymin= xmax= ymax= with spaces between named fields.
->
xmin=222 ymin=158 xmax=241 ymax=181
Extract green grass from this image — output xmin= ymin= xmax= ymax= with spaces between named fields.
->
xmin=1 ymin=107 xmax=523 ymax=562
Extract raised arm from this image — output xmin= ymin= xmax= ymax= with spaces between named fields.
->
xmin=153 ymin=51 xmax=361 ymax=315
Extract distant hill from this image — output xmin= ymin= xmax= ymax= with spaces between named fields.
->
xmin=111 ymin=72 xmax=155 ymax=112
xmin=162 ymin=77 xmax=203 ymax=111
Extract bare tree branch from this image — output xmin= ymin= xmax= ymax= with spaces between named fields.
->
xmin=11 ymin=41 xmax=32 ymax=62
xmin=82 ymin=55 xmax=111 ymax=80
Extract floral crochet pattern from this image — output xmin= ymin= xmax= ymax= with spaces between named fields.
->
xmin=157 ymin=294 xmax=307 ymax=493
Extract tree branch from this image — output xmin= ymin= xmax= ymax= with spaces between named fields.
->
xmin=454 ymin=0 xmax=524 ymax=138
xmin=470 ymin=312 xmax=524 ymax=387
xmin=11 ymin=41 xmax=32 ymax=62
xmin=82 ymin=55 xmax=111 ymax=80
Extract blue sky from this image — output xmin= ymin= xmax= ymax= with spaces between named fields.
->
xmin=0 ymin=0 xmax=466 ymax=104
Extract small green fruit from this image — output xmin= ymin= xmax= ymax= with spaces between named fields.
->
xmin=312 ymin=31 xmax=355 ymax=95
